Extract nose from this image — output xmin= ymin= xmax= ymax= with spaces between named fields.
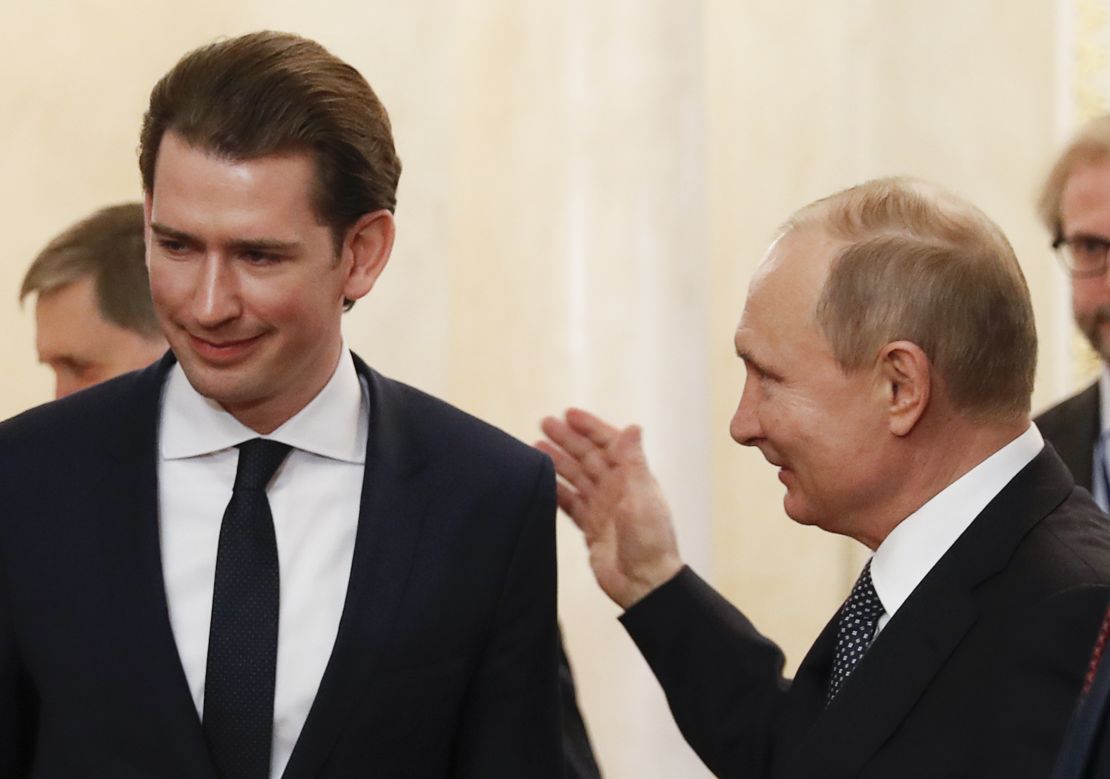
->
xmin=729 ymin=375 xmax=762 ymax=446
xmin=192 ymin=254 xmax=241 ymax=329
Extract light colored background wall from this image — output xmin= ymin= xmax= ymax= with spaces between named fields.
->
xmin=0 ymin=1 xmax=1103 ymax=776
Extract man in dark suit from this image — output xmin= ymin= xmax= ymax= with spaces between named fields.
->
xmin=1032 ymin=115 xmax=1110 ymax=779
xmin=1035 ymin=114 xmax=1110 ymax=504
xmin=0 ymin=31 xmax=597 ymax=778
xmin=539 ymin=177 xmax=1110 ymax=778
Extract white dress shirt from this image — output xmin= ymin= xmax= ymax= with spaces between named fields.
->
xmin=868 ymin=424 xmax=1044 ymax=636
xmin=158 ymin=347 xmax=368 ymax=778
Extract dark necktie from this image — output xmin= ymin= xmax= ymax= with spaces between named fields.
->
xmin=203 ymin=439 xmax=292 ymax=779
xmin=826 ymin=559 xmax=884 ymax=705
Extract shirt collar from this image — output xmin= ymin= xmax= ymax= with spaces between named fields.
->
xmin=869 ymin=423 xmax=1043 ymax=620
xmin=160 ymin=342 xmax=367 ymax=464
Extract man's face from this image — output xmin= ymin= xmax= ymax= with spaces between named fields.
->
xmin=146 ymin=132 xmax=366 ymax=433
xmin=729 ymin=229 xmax=890 ymax=540
xmin=1063 ymin=158 xmax=1110 ymax=362
xmin=35 ymin=275 xmax=166 ymax=399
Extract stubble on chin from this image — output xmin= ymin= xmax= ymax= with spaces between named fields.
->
xmin=1078 ymin=304 xmax=1110 ymax=363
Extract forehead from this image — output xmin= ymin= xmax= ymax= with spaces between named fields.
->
xmin=1062 ymin=158 xmax=1110 ymax=232
xmin=737 ymin=227 xmax=838 ymax=339
xmin=35 ymin=277 xmax=114 ymax=353
xmin=149 ymin=132 xmax=320 ymax=234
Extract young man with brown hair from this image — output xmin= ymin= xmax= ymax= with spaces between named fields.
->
xmin=0 ymin=31 xmax=585 ymax=778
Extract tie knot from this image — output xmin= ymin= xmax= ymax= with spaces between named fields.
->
xmin=234 ymin=439 xmax=293 ymax=491
xmin=849 ymin=560 xmax=882 ymax=611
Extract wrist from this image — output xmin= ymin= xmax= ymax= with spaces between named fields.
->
xmin=620 ymin=555 xmax=684 ymax=609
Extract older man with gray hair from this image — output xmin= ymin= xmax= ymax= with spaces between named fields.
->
xmin=20 ymin=203 xmax=166 ymax=398
xmin=540 ymin=177 xmax=1110 ymax=778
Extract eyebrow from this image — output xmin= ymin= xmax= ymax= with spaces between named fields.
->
xmin=149 ymin=222 xmax=301 ymax=254
xmin=1065 ymin=230 xmax=1110 ymax=242
xmin=735 ymin=346 xmax=784 ymax=382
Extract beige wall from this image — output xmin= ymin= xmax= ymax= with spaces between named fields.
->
xmin=0 ymin=1 xmax=1086 ymax=775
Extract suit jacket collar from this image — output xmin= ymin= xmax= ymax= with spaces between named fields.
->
xmin=98 ymin=351 xmax=432 ymax=778
xmin=775 ymin=446 xmax=1075 ymax=777
xmin=1039 ymin=382 xmax=1100 ymax=492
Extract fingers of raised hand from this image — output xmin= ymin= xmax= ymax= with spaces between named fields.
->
xmin=540 ymin=415 xmax=615 ymax=481
xmin=553 ymin=481 xmax=588 ymax=529
xmin=565 ymin=408 xmax=621 ymax=449
xmin=535 ymin=440 xmax=593 ymax=495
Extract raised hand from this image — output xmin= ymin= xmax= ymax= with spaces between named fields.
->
xmin=537 ymin=408 xmax=683 ymax=609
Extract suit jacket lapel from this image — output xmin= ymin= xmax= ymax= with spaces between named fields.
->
xmin=283 ymin=356 xmax=433 ymax=778
xmin=779 ymin=575 xmax=977 ymax=777
xmin=1046 ymin=382 xmax=1099 ymax=492
xmin=777 ymin=448 xmax=1073 ymax=777
xmin=97 ymin=354 xmax=217 ymax=777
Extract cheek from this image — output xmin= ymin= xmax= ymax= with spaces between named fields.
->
xmin=148 ymin=263 xmax=187 ymax=313
xmin=1073 ymin=280 xmax=1108 ymax=316
xmin=238 ymin=275 xmax=335 ymax=338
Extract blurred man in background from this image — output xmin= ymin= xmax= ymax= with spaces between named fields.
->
xmin=1033 ymin=114 xmax=1110 ymax=779
xmin=20 ymin=202 xmax=166 ymax=398
xmin=1035 ymin=114 xmax=1110 ymax=508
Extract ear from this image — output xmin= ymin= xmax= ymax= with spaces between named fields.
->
xmin=877 ymin=340 xmax=931 ymax=437
xmin=340 ymin=209 xmax=396 ymax=303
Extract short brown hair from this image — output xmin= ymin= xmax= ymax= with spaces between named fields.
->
xmin=1037 ymin=114 xmax=1110 ymax=240
xmin=20 ymin=203 xmax=161 ymax=339
xmin=786 ymin=177 xmax=1037 ymax=422
xmin=139 ymin=31 xmax=401 ymax=249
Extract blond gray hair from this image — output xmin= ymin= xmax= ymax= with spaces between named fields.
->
xmin=785 ymin=177 xmax=1036 ymax=422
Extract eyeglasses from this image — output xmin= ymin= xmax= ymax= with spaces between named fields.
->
xmin=1053 ymin=234 xmax=1110 ymax=278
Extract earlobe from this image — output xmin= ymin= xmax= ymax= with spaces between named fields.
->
xmin=880 ymin=341 xmax=931 ymax=437
xmin=341 ymin=209 xmax=396 ymax=303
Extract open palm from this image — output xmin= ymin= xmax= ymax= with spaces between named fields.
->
xmin=537 ymin=409 xmax=683 ymax=609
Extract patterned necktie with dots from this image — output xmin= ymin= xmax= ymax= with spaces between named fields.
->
xmin=826 ymin=559 xmax=884 ymax=706
xmin=203 ymin=438 xmax=292 ymax=779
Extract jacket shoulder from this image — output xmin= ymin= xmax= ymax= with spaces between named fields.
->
xmin=0 ymin=368 xmax=156 ymax=451
xmin=365 ymin=367 xmax=549 ymax=475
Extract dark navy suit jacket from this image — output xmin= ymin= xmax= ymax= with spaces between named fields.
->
xmin=622 ymin=447 xmax=1110 ymax=778
xmin=0 ymin=352 xmax=565 ymax=777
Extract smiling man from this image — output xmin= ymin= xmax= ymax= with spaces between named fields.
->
xmin=539 ymin=178 xmax=1110 ymax=778
xmin=0 ymin=32 xmax=570 ymax=778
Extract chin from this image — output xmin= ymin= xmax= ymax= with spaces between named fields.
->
xmin=178 ymin=361 xmax=251 ymax=406
xmin=782 ymin=496 xmax=819 ymax=528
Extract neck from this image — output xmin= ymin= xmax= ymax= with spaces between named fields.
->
xmin=222 ymin=339 xmax=344 ymax=435
xmin=852 ymin=415 xmax=1030 ymax=550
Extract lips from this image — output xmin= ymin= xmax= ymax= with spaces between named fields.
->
xmin=186 ymin=332 xmax=265 ymax=365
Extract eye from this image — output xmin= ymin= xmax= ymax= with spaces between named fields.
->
xmin=1072 ymin=236 xmax=1110 ymax=264
xmin=156 ymin=237 xmax=189 ymax=256
xmin=1078 ymin=237 xmax=1106 ymax=253
xmin=242 ymin=250 xmax=279 ymax=265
